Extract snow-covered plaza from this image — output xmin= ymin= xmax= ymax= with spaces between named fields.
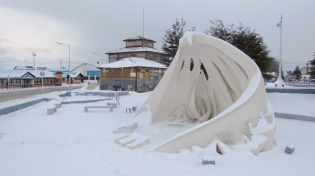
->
xmin=0 ymin=85 xmax=315 ymax=176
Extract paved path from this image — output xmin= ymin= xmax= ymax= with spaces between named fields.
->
xmin=275 ymin=112 xmax=315 ymax=122
xmin=0 ymin=86 xmax=83 ymax=103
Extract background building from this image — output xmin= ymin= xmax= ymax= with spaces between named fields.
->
xmin=106 ymin=36 xmax=168 ymax=64
xmin=98 ymin=57 xmax=167 ymax=92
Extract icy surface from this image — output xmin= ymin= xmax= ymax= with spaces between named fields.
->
xmin=267 ymin=92 xmax=315 ymax=117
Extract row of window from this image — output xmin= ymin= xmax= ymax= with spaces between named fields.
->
xmin=0 ymin=79 xmax=21 ymax=86
xmin=103 ymin=68 xmax=164 ymax=73
xmin=109 ymin=53 xmax=165 ymax=59
xmin=126 ymin=41 xmax=154 ymax=48
xmin=0 ymin=79 xmax=56 ymax=85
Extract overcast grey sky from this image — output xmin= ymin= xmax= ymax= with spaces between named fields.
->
xmin=0 ymin=0 xmax=314 ymax=72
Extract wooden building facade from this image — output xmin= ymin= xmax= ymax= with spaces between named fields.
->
xmin=98 ymin=57 xmax=167 ymax=92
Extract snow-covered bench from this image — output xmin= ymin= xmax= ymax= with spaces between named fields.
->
xmin=84 ymin=106 xmax=113 ymax=112
xmin=126 ymin=136 xmax=150 ymax=149
xmin=115 ymin=133 xmax=150 ymax=149
xmin=107 ymin=102 xmax=117 ymax=108
xmin=113 ymin=123 xmax=138 ymax=134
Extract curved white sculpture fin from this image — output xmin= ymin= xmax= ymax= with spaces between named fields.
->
xmin=134 ymin=32 xmax=276 ymax=154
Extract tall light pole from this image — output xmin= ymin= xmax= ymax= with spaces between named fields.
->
xmin=56 ymin=42 xmax=71 ymax=95
xmin=275 ymin=15 xmax=283 ymax=87
xmin=92 ymin=52 xmax=103 ymax=64
xmin=32 ymin=52 xmax=36 ymax=70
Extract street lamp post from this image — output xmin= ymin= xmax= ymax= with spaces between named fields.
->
xmin=92 ymin=52 xmax=104 ymax=65
xmin=32 ymin=53 xmax=36 ymax=70
xmin=56 ymin=42 xmax=71 ymax=96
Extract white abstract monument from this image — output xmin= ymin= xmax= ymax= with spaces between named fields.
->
xmin=130 ymin=32 xmax=276 ymax=154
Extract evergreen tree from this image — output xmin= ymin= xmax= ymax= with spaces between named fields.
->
xmin=292 ymin=66 xmax=302 ymax=80
xmin=161 ymin=18 xmax=195 ymax=66
xmin=310 ymin=59 xmax=315 ymax=79
xmin=205 ymin=20 xmax=273 ymax=73
xmin=286 ymin=70 xmax=294 ymax=82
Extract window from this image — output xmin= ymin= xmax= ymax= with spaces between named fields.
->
xmin=137 ymin=54 xmax=146 ymax=58
xmin=109 ymin=55 xmax=117 ymax=59
xmin=34 ymin=78 xmax=41 ymax=85
xmin=49 ymin=79 xmax=55 ymax=84
xmin=44 ymin=79 xmax=48 ymax=85
xmin=109 ymin=58 xmax=117 ymax=63
xmin=109 ymin=55 xmax=118 ymax=63
xmin=135 ymin=41 xmax=142 ymax=46
xmin=124 ymin=68 xmax=131 ymax=72
xmin=13 ymin=79 xmax=21 ymax=85
xmin=0 ymin=79 xmax=2 ymax=86
xmin=119 ymin=54 xmax=127 ymax=58
xmin=127 ymin=41 xmax=134 ymax=47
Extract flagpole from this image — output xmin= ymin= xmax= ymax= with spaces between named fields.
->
xmin=276 ymin=15 xmax=283 ymax=87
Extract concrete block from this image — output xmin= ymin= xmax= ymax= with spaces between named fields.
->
xmin=107 ymin=102 xmax=117 ymax=108
xmin=202 ymin=155 xmax=215 ymax=165
xmin=47 ymin=109 xmax=54 ymax=115
xmin=285 ymin=145 xmax=295 ymax=154
xmin=55 ymin=104 xmax=61 ymax=108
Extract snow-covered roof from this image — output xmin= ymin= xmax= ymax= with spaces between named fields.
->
xmin=106 ymin=46 xmax=165 ymax=54
xmin=28 ymin=70 xmax=56 ymax=77
xmin=71 ymin=63 xmax=100 ymax=72
xmin=0 ymin=69 xmax=55 ymax=78
xmin=97 ymin=57 xmax=167 ymax=69
xmin=123 ymin=36 xmax=156 ymax=42
xmin=13 ymin=66 xmax=34 ymax=70
xmin=62 ymin=72 xmax=84 ymax=78
xmin=70 ymin=72 xmax=83 ymax=78
xmin=0 ymin=70 xmax=29 ymax=78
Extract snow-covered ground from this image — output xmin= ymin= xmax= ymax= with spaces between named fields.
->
xmin=0 ymin=86 xmax=315 ymax=176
